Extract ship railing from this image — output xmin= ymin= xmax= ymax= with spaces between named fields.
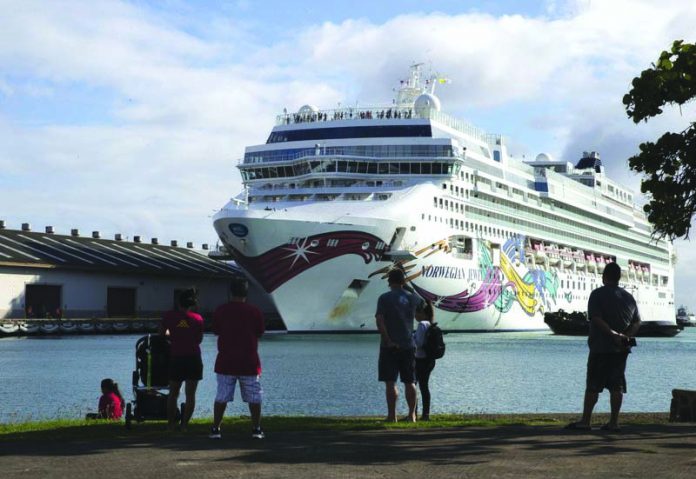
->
xmin=276 ymin=107 xmax=417 ymax=126
xmin=426 ymin=109 xmax=501 ymax=144
xmin=275 ymin=106 xmax=502 ymax=145
xmin=254 ymin=182 xmax=404 ymax=193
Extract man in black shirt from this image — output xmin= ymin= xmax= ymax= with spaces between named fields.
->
xmin=567 ymin=262 xmax=641 ymax=432
xmin=375 ymin=269 xmax=422 ymax=422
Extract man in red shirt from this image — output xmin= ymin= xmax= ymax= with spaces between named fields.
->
xmin=209 ymin=278 xmax=265 ymax=440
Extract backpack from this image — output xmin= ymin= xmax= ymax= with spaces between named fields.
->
xmin=423 ymin=323 xmax=445 ymax=360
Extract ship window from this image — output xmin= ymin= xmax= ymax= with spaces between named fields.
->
xmin=368 ymin=162 xmax=377 ymax=174
xmin=266 ymin=125 xmax=433 ymax=143
xmin=378 ymin=163 xmax=389 ymax=174
xmin=422 ymin=163 xmax=432 ymax=174
xmin=433 ymin=163 xmax=443 ymax=174
xmin=399 ymin=163 xmax=410 ymax=174
xmin=412 ymin=163 xmax=421 ymax=174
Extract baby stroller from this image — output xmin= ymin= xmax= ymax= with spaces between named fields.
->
xmin=124 ymin=334 xmax=183 ymax=429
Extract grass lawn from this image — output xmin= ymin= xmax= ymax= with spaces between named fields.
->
xmin=0 ymin=412 xmax=670 ymax=442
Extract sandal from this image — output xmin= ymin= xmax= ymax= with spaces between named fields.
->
xmin=564 ymin=421 xmax=592 ymax=430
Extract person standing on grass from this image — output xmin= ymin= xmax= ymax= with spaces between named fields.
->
xmin=414 ymin=299 xmax=436 ymax=421
xmin=376 ymin=268 xmax=422 ymax=423
xmin=566 ymin=262 xmax=641 ymax=432
xmin=209 ymin=278 xmax=265 ymax=440
xmin=160 ymin=288 xmax=204 ymax=431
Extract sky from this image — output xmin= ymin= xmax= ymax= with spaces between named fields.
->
xmin=1 ymin=0 xmax=695 ymax=309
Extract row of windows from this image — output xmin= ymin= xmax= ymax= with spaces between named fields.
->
xmin=471 ymin=190 xmax=668 ymax=262
xmin=244 ymin=144 xmax=453 ymax=164
xmin=241 ymin=160 xmax=458 ymax=181
xmin=465 ymin=203 xmax=667 ymax=265
xmin=266 ymin=125 xmax=432 ymax=143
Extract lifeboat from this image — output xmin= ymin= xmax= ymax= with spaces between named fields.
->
xmin=95 ymin=321 xmax=113 ymax=333
xmin=596 ymin=256 xmax=606 ymax=273
xmin=561 ymin=247 xmax=573 ymax=268
xmin=59 ymin=321 xmax=78 ymax=334
xmin=642 ymin=266 xmax=651 ymax=281
xmin=546 ymin=244 xmax=561 ymax=266
xmin=145 ymin=320 xmax=159 ymax=332
xmin=585 ymin=253 xmax=597 ymax=272
xmin=19 ymin=322 xmax=40 ymax=334
xmin=39 ymin=321 xmax=60 ymax=334
xmin=0 ymin=321 xmax=19 ymax=335
xmin=628 ymin=263 xmax=637 ymax=280
xmin=130 ymin=321 xmax=145 ymax=333
xmin=532 ymin=241 xmax=547 ymax=264
xmin=78 ymin=321 xmax=95 ymax=333
xmin=113 ymin=322 xmax=130 ymax=333
xmin=573 ymin=250 xmax=585 ymax=270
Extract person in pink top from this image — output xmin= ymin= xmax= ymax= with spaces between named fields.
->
xmin=159 ymin=288 xmax=204 ymax=431
xmin=98 ymin=378 xmax=124 ymax=420
xmin=209 ymin=278 xmax=265 ymax=440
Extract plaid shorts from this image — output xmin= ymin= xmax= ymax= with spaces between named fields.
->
xmin=215 ymin=374 xmax=263 ymax=404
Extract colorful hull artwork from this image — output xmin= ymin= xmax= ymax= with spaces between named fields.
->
xmin=369 ymin=234 xmax=559 ymax=316
xmin=228 ymin=230 xmax=387 ymax=292
xmin=230 ymin=228 xmax=558 ymax=320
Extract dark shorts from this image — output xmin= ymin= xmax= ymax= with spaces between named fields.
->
xmin=169 ymin=355 xmax=203 ymax=382
xmin=586 ymin=352 xmax=629 ymax=393
xmin=378 ymin=347 xmax=415 ymax=384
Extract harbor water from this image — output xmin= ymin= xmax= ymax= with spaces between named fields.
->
xmin=1 ymin=330 xmax=695 ymax=423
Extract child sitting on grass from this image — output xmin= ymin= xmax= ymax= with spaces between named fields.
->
xmin=91 ymin=378 xmax=124 ymax=420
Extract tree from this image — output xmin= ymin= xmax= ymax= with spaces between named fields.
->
xmin=623 ymin=40 xmax=696 ymax=239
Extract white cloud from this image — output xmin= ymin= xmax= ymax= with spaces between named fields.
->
xmin=1 ymin=0 xmax=696 ymax=307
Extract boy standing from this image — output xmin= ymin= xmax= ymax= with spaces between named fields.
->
xmin=209 ymin=278 xmax=265 ymax=439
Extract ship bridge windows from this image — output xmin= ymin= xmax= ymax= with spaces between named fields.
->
xmin=240 ymin=159 xmax=457 ymax=181
xmin=245 ymin=144 xmax=453 ymax=164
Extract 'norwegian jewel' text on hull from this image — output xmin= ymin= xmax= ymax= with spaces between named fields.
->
xmin=213 ymin=65 xmax=675 ymax=332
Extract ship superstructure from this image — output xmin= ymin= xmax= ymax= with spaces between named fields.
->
xmin=213 ymin=64 xmax=675 ymax=332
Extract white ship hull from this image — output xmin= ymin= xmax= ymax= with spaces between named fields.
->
xmin=213 ymin=186 xmax=673 ymax=332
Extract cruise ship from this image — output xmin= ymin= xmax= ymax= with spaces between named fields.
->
xmin=212 ymin=64 xmax=675 ymax=332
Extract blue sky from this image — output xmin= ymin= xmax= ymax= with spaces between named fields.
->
xmin=1 ymin=0 xmax=696 ymax=308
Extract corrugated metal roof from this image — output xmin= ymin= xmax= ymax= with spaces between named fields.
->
xmin=0 ymin=228 xmax=237 ymax=278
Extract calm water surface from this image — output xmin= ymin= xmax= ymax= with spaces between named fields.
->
xmin=1 ymin=329 xmax=695 ymax=423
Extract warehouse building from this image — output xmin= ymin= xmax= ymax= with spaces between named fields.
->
xmin=0 ymin=221 xmax=241 ymax=320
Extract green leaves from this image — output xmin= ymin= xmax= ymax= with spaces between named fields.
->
xmin=624 ymin=40 xmax=696 ymax=124
xmin=624 ymin=40 xmax=696 ymax=239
